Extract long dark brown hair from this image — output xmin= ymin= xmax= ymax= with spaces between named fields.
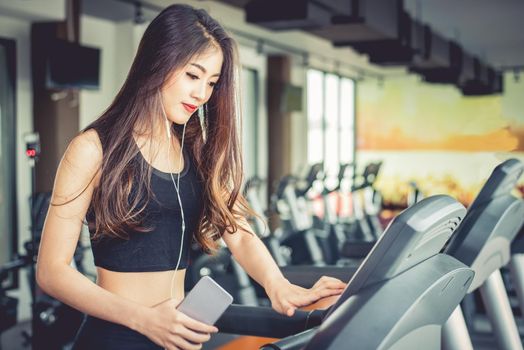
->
xmin=83 ymin=4 xmax=251 ymax=252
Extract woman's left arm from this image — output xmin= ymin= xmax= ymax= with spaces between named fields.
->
xmin=222 ymin=218 xmax=346 ymax=316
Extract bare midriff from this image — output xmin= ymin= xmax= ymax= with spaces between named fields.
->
xmin=96 ymin=267 xmax=186 ymax=307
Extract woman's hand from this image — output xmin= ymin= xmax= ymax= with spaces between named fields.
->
xmin=265 ymin=276 xmax=347 ymax=316
xmin=136 ymin=298 xmax=218 ymax=350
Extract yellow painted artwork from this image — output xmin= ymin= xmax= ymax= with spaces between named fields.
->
xmin=357 ymin=72 xmax=524 ymax=207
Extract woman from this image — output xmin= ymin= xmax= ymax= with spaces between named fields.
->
xmin=36 ymin=4 xmax=346 ymax=350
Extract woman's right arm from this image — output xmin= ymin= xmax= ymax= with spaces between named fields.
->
xmin=36 ymin=130 xmax=216 ymax=350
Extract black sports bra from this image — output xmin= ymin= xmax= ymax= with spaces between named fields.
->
xmin=86 ymin=130 xmax=204 ymax=272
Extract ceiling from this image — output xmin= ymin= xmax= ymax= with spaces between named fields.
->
xmin=81 ymin=0 xmax=524 ymax=72
xmin=82 ymin=0 xmax=159 ymax=23
xmin=403 ymin=0 xmax=524 ymax=70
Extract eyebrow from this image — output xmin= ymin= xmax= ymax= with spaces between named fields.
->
xmin=190 ymin=63 xmax=220 ymax=77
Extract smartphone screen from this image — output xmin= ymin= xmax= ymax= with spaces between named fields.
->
xmin=177 ymin=276 xmax=233 ymax=325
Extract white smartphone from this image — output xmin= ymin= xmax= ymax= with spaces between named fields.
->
xmin=177 ymin=276 xmax=233 ymax=325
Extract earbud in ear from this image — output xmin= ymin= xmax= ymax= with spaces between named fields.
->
xmin=198 ymin=104 xmax=207 ymax=143
xmin=165 ymin=119 xmax=171 ymax=139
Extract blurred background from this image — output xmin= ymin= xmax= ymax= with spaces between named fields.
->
xmin=0 ymin=0 xmax=523 ymax=348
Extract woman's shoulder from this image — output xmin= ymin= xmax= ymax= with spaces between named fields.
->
xmin=51 ymin=129 xmax=104 ymax=198
xmin=71 ymin=128 xmax=103 ymax=157
xmin=63 ymin=129 xmax=104 ymax=173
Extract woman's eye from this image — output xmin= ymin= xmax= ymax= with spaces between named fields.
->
xmin=209 ymin=81 xmax=218 ymax=87
xmin=187 ymin=73 xmax=199 ymax=80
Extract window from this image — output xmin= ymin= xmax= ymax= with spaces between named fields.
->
xmin=339 ymin=78 xmax=355 ymax=163
xmin=0 ymin=38 xmax=18 ymax=290
xmin=307 ymin=69 xmax=324 ymax=165
xmin=307 ymin=68 xmax=355 ymax=176
xmin=240 ymin=67 xmax=259 ymax=179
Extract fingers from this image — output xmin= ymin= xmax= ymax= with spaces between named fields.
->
xmin=165 ymin=344 xmax=181 ymax=350
xmin=149 ymin=301 xmax=216 ymax=350
xmin=168 ymin=334 xmax=203 ymax=350
xmin=287 ymin=306 xmax=296 ymax=317
xmin=270 ymin=278 xmax=347 ymax=316
xmin=277 ymin=298 xmax=296 ymax=317
xmin=309 ymin=287 xmax=344 ymax=303
xmin=173 ymin=326 xmax=211 ymax=345
xmin=313 ymin=281 xmax=343 ymax=294
xmin=286 ymin=286 xmax=341 ymax=309
xmin=279 ymin=293 xmax=315 ymax=312
xmin=176 ymin=312 xmax=218 ymax=334
xmin=315 ymin=289 xmax=344 ymax=300
xmin=313 ymin=276 xmax=347 ymax=290
xmin=167 ymin=312 xmax=217 ymax=350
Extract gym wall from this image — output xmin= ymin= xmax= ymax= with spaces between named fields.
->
xmin=0 ymin=13 xmax=35 ymax=322
xmin=356 ymin=72 xmax=524 ymax=208
xmin=78 ymin=16 xmax=145 ymax=130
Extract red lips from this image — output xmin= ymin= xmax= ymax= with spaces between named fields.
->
xmin=182 ymin=103 xmax=197 ymax=113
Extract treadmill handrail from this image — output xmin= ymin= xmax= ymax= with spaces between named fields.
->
xmin=216 ymin=304 xmax=323 ymax=338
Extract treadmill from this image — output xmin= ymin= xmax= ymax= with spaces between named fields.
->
xmin=443 ymin=158 xmax=524 ymax=350
xmin=217 ymin=195 xmax=474 ymax=349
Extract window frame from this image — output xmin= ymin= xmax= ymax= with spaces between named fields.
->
xmin=306 ymin=68 xmax=356 ymax=174
xmin=0 ymin=37 xmax=19 ymax=291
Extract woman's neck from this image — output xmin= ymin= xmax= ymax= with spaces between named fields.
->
xmin=133 ymin=119 xmax=182 ymax=153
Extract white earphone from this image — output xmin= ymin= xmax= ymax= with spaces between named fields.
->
xmin=160 ymin=95 xmax=187 ymax=298
xmin=165 ymin=117 xmax=172 ymax=140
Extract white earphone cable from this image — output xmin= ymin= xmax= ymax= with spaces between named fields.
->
xmin=160 ymin=97 xmax=187 ymax=299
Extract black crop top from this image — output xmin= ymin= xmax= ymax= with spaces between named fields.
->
xmin=86 ymin=130 xmax=204 ymax=272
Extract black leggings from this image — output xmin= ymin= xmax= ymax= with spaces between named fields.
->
xmin=72 ymin=315 xmax=162 ymax=350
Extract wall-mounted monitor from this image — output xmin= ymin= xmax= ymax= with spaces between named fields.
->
xmin=45 ymin=39 xmax=100 ymax=90
xmin=281 ymin=83 xmax=303 ymax=113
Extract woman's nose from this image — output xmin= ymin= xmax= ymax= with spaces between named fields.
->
xmin=192 ymin=82 xmax=207 ymax=101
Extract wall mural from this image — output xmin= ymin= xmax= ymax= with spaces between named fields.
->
xmin=356 ymin=72 xmax=524 ymax=208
